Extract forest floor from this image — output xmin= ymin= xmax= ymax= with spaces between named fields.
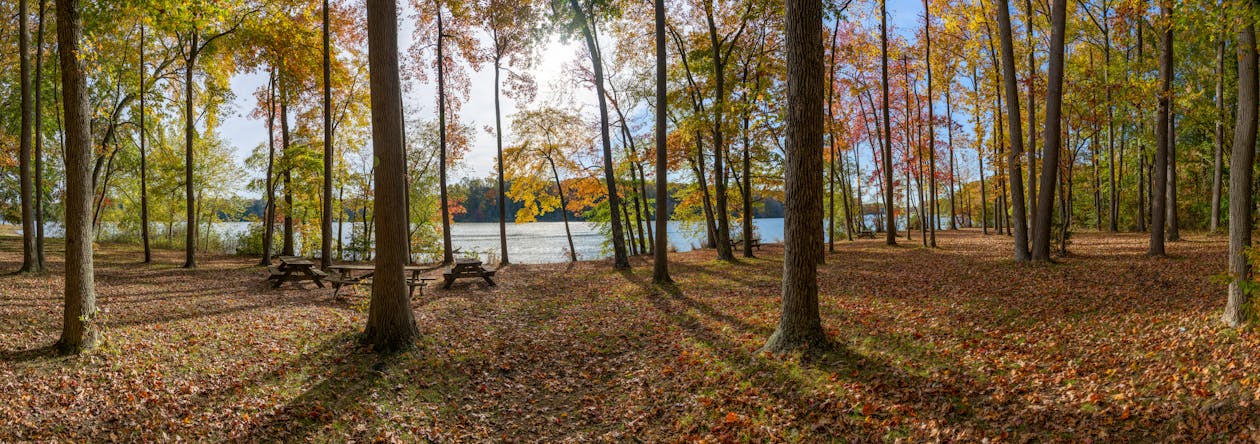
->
xmin=1 ymin=230 xmax=1258 ymax=442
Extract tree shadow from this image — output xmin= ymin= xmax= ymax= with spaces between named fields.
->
xmin=0 ymin=344 xmax=60 ymax=363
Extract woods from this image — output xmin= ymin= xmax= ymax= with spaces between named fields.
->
xmin=4 ymin=0 xmax=1260 ymax=440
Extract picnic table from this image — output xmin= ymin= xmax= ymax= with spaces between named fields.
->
xmin=268 ymin=256 xmax=328 ymax=288
xmin=731 ymin=238 xmax=762 ymax=250
xmin=442 ymin=258 xmax=496 ymax=289
xmin=856 ymin=230 xmax=877 ymax=239
xmin=326 ymin=264 xmax=436 ymax=298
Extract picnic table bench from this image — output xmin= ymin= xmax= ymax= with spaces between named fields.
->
xmin=268 ymin=256 xmax=328 ymax=288
xmin=731 ymin=238 xmax=762 ymax=250
xmin=442 ymin=258 xmax=496 ymax=289
xmin=326 ymin=264 xmax=437 ymax=298
xmin=856 ymin=230 xmax=877 ymax=239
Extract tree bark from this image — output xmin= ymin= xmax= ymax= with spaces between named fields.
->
xmin=281 ymin=80 xmax=295 ymax=257
xmin=1224 ymin=6 xmax=1256 ymax=327
xmin=261 ymin=69 xmax=277 ymax=265
xmin=363 ymin=0 xmax=419 ymax=352
xmin=996 ymin=0 xmax=1030 ymax=260
xmin=880 ymin=0 xmax=897 ymax=245
xmin=924 ymin=0 xmax=937 ymax=248
xmin=652 ymin=0 xmax=671 ymax=283
xmin=1030 ymin=0 xmax=1066 ymax=261
xmin=34 ymin=0 xmax=46 ymax=270
xmin=322 ymin=0 xmax=334 ymax=269
xmin=763 ymin=0 xmax=830 ymax=354
xmin=1211 ymin=30 xmax=1225 ymax=233
xmin=437 ymin=9 xmax=454 ymax=265
xmin=1024 ymin=0 xmax=1037 ymax=236
xmin=139 ymin=22 xmax=151 ymax=264
xmin=494 ymin=56 xmax=510 ymax=265
xmin=183 ymin=31 xmax=199 ymax=268
xmin=56 ymin=0 xmax=99 ymax=353
xmin=19 ymin=0 xmax=36 ymax=273
xmin=1149 ymin=0 xmax=1172 ymax=256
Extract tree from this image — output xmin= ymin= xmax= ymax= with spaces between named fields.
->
xmin=322 ymin=0 xmax=334 ymax=270
xmin=652 ymin=0 xmax=672 ymax=284
xmin=880 ymin=0 xmax=896 ymax=245
xmin=19 ymin=0 xmax=37 ymax=273
xmin=505 ymin=108 xmax=590 ymax=262
xmin=556 ymin=0 xmax=630 ymax=269
xmin=923 ymin=0 xmax=937 ymax=248
xmin=363 ymin=0 xmax=419 ymax=352
xmin=996 ymin=0 xmax=1030 ymax=261
xmin=56 ymin=0 xmax=99 ymax=354
xmin=260 ymin=69 xmax=278 ymax=266
xmin=1223 ymin=1 xmax=1256 ymax=328
xmin=762 ymin=0 xmax=829 ymax=354
xmin=1149 ymin=0 xmax=1172 ymax=257
xmin=1029 ymin=0 xmax=1065 ymax=261
xmin=475 ymin=0 xmax=544 ymax=266
xmin=33 ymin=0 xmax=47 ymax=270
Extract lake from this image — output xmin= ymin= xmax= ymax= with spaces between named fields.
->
xmin=29 ymin=218 xmax=787 ymax=265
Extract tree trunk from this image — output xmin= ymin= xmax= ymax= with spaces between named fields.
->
xmin=762 ymin=0 xmax=829 ymax=354
xmin=570 ymin=0 xmax=629 ymax=268
xmin=1030 ymin=0 xmax=1067 ymax=261
xmin=880 ymin=0 xmax=897 ymax=245
xmin=19 ymin=0 xmax=36 ymax=273
xmin=1024 ymin=0 xmax=1037 ymax=237
xmin=138 ymin=22 xmax=150 ymax=264
xmin=1166 ymin=111 xmax=1180 ymax=241
xmin=437 ymin=10 xmax=454 ymax=265
xmin=261 ymin=69 xmax=277 ymax=265
xmin=996 ymin=0 xmax=1030 ymax=261
xmin=321 ymin=0 xmax=334 ymax=269
xmin=1149 ymin=0 xmax=1171 ymax=256
xmin=1224 ymin=9 xmax=1256 ymax=327
xmin=973 ymin=66 xmax=989 ymax=235
xmin=1211 ymin=30 xmax=1225 ymax=233
xmin=924 ymin=0 xmax=937 ymax=248
xmin=551 ymin=157 xmax=578 ymax=262
xmin=652 ymin=0 xmax=671 ymax=283
xmin=183 ymin=32 xmax=199 ymax=268
xmin=946 ymin=78 xmax=958 ymax=231
xmin=494 ymin=56 xmax=510 ymax=265
xmin=363 ymin=0 xmax=419 ymax=352
xmin=281 ymin=80 xmax=295 ymax=257
xmin=34 ymin=0 xmax=46 ymax=271
xmin=827 ymin=19 xmax=839 ymax=253
xmin=705 ymin=7 xmax=735 ymax=262
xmin=56 ymin=0 xmax=99 ymax=353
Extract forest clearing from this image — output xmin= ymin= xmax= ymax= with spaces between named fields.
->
xmin=3 ymin=231 xmax=1257 ymax=442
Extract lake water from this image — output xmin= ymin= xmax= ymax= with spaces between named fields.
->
xmin=29 ymin=218 xmax=787 ymax=265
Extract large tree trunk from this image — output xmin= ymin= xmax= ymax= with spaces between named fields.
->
xmin=705 ymin=5 xmax=735 ymax=262
xmin=19 ymin=0 xmax=36 ymax=273
xmin=946 ymin=79 xmax=958 ymax=231
xmin=827 ymin=19 xmax=839 ymax=253
xmin=972 ymin=66 xmax=989 ymax=235
xmin=34 ymin=0 xmax=46 ymax=270
xmin=1211 ymin=31 xmax=1225 ymax=233
xmin=321 ymin=0 xmax=334 ymax=269
xmin=183 ymin=32 xmax=199 ymax=269
xmin=362 ymin=0 xmax=419 ymax=352
xmin=880 ymin=0 xmax=896 ymax=245
xmin=1149 ymin=0 xmax=1172 ymax=256
xmin=763 ymin=0 xmax=829 ymax=354
xmin=996 ymin=0 xmax=1030 ymax=261
xmin=437 ymin=10 xmax=454 ymax=265
xmin=1030 ymin=0 xmax=1066 ymax=261
xmin=1224 ymin=8 xmax=1256 ymax=327
xmin=652 ymin=0 xmax=671 ymax=284
xmin=56 ymin=0 xmax=99 ymax=353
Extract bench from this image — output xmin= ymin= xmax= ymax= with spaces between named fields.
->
xmin=732 ymin=238 xmax=762 ymax=250
xmin=856 ymin=231 xmax=877 ymax=239
xmin=268 ymin=257 xmax=327 ymax=288
xmin=327 ymin=264 xmax=438 ymax=298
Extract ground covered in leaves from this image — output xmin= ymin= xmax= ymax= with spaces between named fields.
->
xmin=1 ymin=230 xmax=1258 ymax=442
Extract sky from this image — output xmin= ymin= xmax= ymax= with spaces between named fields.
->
xmin=216 ymin=0 xmax=937 ymax=198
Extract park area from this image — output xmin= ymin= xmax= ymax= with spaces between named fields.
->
xmin=2 ymin=230 xmax=1257 ymax=442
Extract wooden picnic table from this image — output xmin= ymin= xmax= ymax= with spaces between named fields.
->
xmin=268 ymin=256 xmax=327 ymax=288
xmin=326 ymin=264 xmax=436 ymax=297
xmin=731 ymin=238 xmax=762 ymax=250
xmin=442 ymin=258 xmax=496 ymax=289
